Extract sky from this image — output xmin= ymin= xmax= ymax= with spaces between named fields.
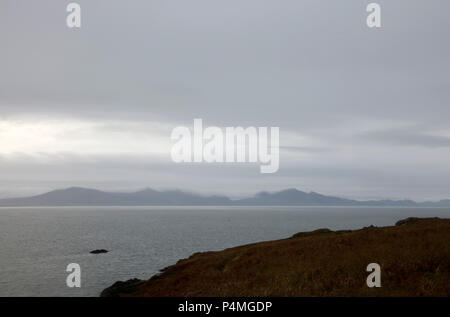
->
xmin=1 ymin=0 xmax=450 ymax=200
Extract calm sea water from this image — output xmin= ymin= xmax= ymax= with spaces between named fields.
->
xmin=0 ymin=206 xmax=449 ymax=297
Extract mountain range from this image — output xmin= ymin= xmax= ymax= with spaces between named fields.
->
xmin=0 ymin=187 xmax=449 ymax=207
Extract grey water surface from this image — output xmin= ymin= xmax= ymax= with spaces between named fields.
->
xmin=1 ymin=206 xmax=449 ymax=296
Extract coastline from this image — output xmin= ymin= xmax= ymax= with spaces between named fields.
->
xmin=101 ymin=217 xmax=450 ymax=297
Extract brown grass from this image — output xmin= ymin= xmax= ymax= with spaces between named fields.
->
xmin=112 ymin=217 xmax=450 ymax=297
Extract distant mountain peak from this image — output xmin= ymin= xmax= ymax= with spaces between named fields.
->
xmin=281 ymin=188 xmax=302 ymax=193
xmin=54 ymin=187 xmax=102 ymax=193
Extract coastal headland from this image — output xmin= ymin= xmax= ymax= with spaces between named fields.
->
xmin=101 ymin=217 xmax=450 ymax=297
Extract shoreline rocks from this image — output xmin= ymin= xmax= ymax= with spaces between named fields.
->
xmin=100 ymin=278 xmax=144 ymax=297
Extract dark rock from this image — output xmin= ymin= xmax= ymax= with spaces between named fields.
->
xmin=395 ymin=217 xmax=441 ymax=226
xmin=100 ymin=278 xmax=144 ymax=297
xmin=395 ymin=217 xmax=421 ymax=226
xmin=90 ymin=249 xmax=108 ymax=254
xmin=291 ymin=228 xmax=332 ymax=238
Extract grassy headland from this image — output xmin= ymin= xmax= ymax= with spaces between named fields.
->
xmin=101 ymin=217 xmax=450 ymax=297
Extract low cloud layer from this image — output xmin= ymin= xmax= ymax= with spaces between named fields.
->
xmin=1 ymin=1 xmax=450 ymax=200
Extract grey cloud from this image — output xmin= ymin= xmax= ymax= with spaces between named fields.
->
xmin=1 ymin=1 xmax=450 ymax=128
xmin=359 ymin=129 xmax=450 ymax=148
xmin=280 ymin=146 xmax=335 ymax=154
xmin=1 ymin=1 xmax=450 ymax=200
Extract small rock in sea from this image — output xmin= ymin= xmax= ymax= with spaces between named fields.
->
xmin=90 ymin=249 xmax=109 ymax=254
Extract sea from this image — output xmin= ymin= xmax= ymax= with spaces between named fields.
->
xmin=1 ymin=206 xmax=449 ymax=297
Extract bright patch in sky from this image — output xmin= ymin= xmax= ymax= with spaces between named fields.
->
xmin=0 ymin=118 xmax=172 ymax=158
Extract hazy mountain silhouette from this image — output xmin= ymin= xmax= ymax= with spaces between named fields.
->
xmin=234 ymin=189 xmax=355 ymax=206
xmin=0 ymin=187 xmax=231 ymax=206
xmin=0 ymin=187 xmax=448 ymax=207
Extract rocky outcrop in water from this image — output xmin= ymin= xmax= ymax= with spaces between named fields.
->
xmin=90 ymin=249 xmax=108 ymax=254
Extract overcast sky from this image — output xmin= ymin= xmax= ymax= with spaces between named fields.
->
xmin=1 ymin=0 xmax=450 ymax=200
